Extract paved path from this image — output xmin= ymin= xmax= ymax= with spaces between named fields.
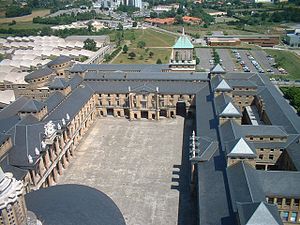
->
xmin=195 ymin=48 xmax=212 ymax=71
xmin=57 ymin=117 xmax=195 ymax=225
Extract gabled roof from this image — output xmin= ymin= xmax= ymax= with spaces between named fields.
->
xmin=49 ymin=78 xmax=69 ymax=89
xmin=47 ymin=55 xmax=71 ymax=67
xmin=173 ymin=35 xmax=193 ymax=49
xmin=237 ymin=202 xmax=283 ymax=225
xmin=227 ymin=161 xmax=265 ymax=208
xmin=19 ymin=99 xmax=45 ymax=113
xmin=25 ymin=66 xmax=54 ymax=81
xmin=215 ymin=79 xmax=232 ymax=91
xmin=131 ymin=83 xmax=158 ymax=93
xmin=211 ymin=64 xmax=225 ymax=73
xmin=227 ymin=138 xmax=256 ymax=157
xmin=214 ymin=94 xmax=241 ymax=117
xmin=220 ymin=102 xmax=241 ymax=117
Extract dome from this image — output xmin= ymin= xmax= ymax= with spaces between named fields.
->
xmin=25 ymin=184 xmax=126 ymax=225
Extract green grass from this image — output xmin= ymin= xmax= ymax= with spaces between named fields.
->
xmin=266 ymin=49 xmax=300 ymax=80
xmin=112 ymin=48 xmax=171 ymax=64
xmin=0 ymin=9 xmax=50 ymax=23
xmin=0 ymin=21 xmax=50 ymax=29
xmin=110 ymin=28 xmax=175 ymax=64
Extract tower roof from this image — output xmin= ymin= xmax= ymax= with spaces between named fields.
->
xmin=211 ymin=64 xmax=226 ymax=73
xmin=173 ymin=28 xmax=194 ymax=49
xmin=227 ymin=138 xmax=256 ymax=157
xmin=19 ymin=99 xmax=45 ymax=113
xmin=237 ymin=202 xmax=283 ymax=225
xmin=220 ymin=102 xmax=241 ymax=117
xmin=215 ymin=79 xmax=232 ymax=91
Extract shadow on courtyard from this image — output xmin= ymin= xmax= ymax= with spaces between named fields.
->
xmin=171 ymin=117 xmax=197 ymax=225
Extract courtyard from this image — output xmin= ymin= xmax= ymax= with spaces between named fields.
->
xmin=57 ymin=117 xmax=196 ymax=225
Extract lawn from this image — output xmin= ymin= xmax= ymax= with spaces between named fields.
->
xmin=0 ymin=9 xmax=50 ymax=23
xmin=266 ymin=49 xmax=300 ymax=80
xmin=110 ymin=28 xmax=175 ymax=64
xmin=112 ymin=47 xmax=171 ymax=64
xmin=0 ymin=21 xmax=50 ymax=29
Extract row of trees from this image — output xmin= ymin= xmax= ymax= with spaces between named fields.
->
xmin=5 ymin=5 xmax=32 ymax=18
xmin=33 ymin=10 xmax=106 ymax=25
xmin=281 ymin=87 xmax=300 ymax=114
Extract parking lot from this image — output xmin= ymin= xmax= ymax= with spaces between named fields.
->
xmin=251 ymin=50 xmax=280 ymax=75
xmin=217 ymin=49 xmax=237 ymax=72
xmin=57 ymin=117 xmax=196 ymax=225
xmin=195 ymin=48 xmax=213 ymax=71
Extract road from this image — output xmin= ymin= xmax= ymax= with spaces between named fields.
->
xmin=195 ymin=48 xmax=213 ymax=71
xmin=237 ymin=50 xmax=257 ymax=72
xmin=217 ymin=49 xmax=237 ymax=72
xmin=251 ymin=50 xmax=280 ymax=74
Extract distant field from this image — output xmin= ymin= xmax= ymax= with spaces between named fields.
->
xmin=112 ymin=47 xmax=171 ymax=64
xmin=266 ymin=49 xmax=300 ymax=80
xmin=110 ymin=28 xmax=175 ymax=64
xmin=0 ymin=0 xmax=12 ymax=18
xmin=0 ymin=21 xmax=50 ymax=30
xmin=0 ymin=9 xmax=50 ymax=23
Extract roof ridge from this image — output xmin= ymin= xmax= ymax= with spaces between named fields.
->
xmin=242 ymin=162 xmax=255 ymax=202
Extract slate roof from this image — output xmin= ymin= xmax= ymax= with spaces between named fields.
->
xmin=9 ymin=122 xmax=45 ymax=168
xmin=226 ymin=138 xmax=256 ymax=158
xmin=49 ymin=78 xmax=69 ymax=89
xmin=44 ymin=92 xmax=65 ymax=113
xmin=68 ymin=75 xmax=83 ymax=90
xmin=25 ymin=184 xmax=126 ymax=225
xmin=84 ymin=71 xmax=209 ymax=81
xmin=85 ymin=81 xmax=207 ymax=94
xmin=215 ymin=79 xmax=232 ymax=92
xmin=25 ymin=66 xmax=54 ymax=81
xmin=258 ymin=170 xmax=300 ymax=198
xmin=195 ymin=85 xmax=236 ymax=225
xmin=69 ymin=63 xmax=169 ymax=73
xmin=227 ymin=162 xmax=265 ymax=210
xmin=286 ymin=142 xmax=300 ymax=170
xmin=19 ymin=99 xmax=45 ymax=113
xmin=211 ymin=64 xmax=225 ymax=73
xmin=214 ymin=94 xmax=241 ymax=117
xmin=47 ymin=55 xmax=71 ymax=67
xmin=237 ymin=202 xmax=283 ymax=225
xmin=45 ymin=82 xmax=94 ymax=122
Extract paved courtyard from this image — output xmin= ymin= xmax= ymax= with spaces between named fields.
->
xmin=57 ymin=117 xmax=195 ymax=225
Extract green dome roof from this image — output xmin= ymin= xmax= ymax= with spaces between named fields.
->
xmin=173 ymin=35 xmax=194 ymax=49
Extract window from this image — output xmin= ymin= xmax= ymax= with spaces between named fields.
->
xmin=280 ymin=211 xmax=289 ymax=222
xmin=277 ymin=198 xmax=282 ymax=206
xmin=270 ymin=137 xmax=274 ymax=141
xmin=294 ymin=199 xmax=299 ymax=207
xmin=267 ymin=197 xmax=274 ymax=204
xmin=290 ymin=212 xmax=297 ymax=222
xmin=286 ymin=198 xmax=291 ymax=206
xmin=260 ymin=148 xmax=264 ymax=151
xmin=269 ymin=154 xmax=274 ymax=160
xmin=270 ymin=149 xmax=274 ymax=152
xmin=260 ymin=137 xmax=263 ymax=140
xmin=259 ymin=154 xmax=263 ymax=160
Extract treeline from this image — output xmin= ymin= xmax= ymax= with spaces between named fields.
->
xmin=0 ymin=27 xmax=112 ymax=38
xmin=33 ymin=10 xmax=106 ymax=25
xmin=270 ymin=7 xmax=300 ymax=22
xmin=189 ymin=3 xmax=214 ymax=24
xmin=281 ymin=87 xmax=300 ymax=114
xmin=5 ymin=5 xmax=32 ymax=18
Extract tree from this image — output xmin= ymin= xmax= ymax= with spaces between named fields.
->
xmin=117 ymin=23 xmax=123 ymax=31
xmin=83 ymin=38 xmax=97 ymax=51
xmin=149 ymin=51 xmax=154 ymax=58
xmin=175 ymin=15 xmax=183 ymax=24
xmin=156 ymin=58 xmax=162 ymax=64
xmin=123 ymin=45 xmax=128 ymax=53
xmin=128 ymin=52 xmax=136 ymax=59
xmin=104 ymin=53 xmax=111 ymax=62
xmin=132 ymin=21 xmax=137 ymax=27
xmin=137 ymin=40 xmax=146 ymax=49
